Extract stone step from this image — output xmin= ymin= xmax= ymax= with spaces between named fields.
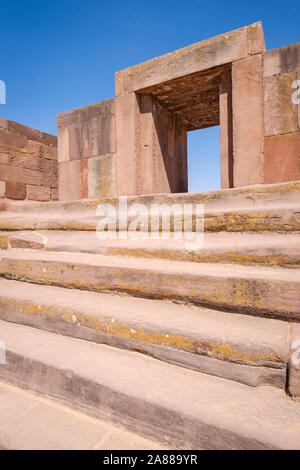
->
xmin=0 ymin=380 xmax=167 ymax=450
xmin=0 ymin=180 xmax=299 ymax=233
xmin=0 ymin=321 xmax=300 ymax=449
xmin=1 ymin=230 xmax=300 ymax=267
xmin=0 ymin=278 xmax=289 ymax=388
xmin=0 ymin=249 xmax=299 ymax=320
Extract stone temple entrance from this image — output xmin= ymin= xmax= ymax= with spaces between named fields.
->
xmin=114 ymin=22 xmax=265 ymax=197
xmin=57 ymin=22 xmax=300 ymax=200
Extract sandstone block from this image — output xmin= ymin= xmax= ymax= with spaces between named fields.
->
xmin=247 ymin=22 xmax=266 ymax=56
xmin=0 ymin=130 xmax=28 ymax=153
xmin=11 ymin=153 xmax=58 ymax=175
xmin=0 ymin=118 xmax=8 ymax=129
xmin=0 ymin=153 xmax=10 ymax=165
xmin=232 ymin=55 xmax=264 ymax=186
xmin=5 ymin=182 xmax=26 ymax=200
xmin=27 ymin=185 xmax=51 ymax=201
xmin=289 ymin=324 xmax=300 ymax=398
xmin=80 ymin=159 xmax=88 ymax=199
xmin=0 ymin=180 xmax=5 ymax=197
xmin=57 ymin=127 xmax=70 ymax=163
xmin=50 ymin=187 xmax=58 ymax=201
xmin=264 ymin=72 xmax=298 ymax=136
xmin=116 ymin=26 xmax=249 ymax=94
xmin=7 ymin=120 xmax=42 ymax=143
xmin=0 ymin=163 xmax=43 ymax=186
xmin=57 ymin=98 xmax=115 ymax=129
xmin=264 ymin=133 xmax=300 ymax=184
xmin=264 ymin=43 xmax=300 ymax=78
xmin=58 ymin=160 xmax=80 ymax=201
xmin=41 ymin=132 xmax=57 ymax=147
xmin=88 ymin=154 xmax=116 ymax=198
xmin=27 ymin=140 xmax=57 ymax=160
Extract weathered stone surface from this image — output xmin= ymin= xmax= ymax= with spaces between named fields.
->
xmin=27 ymin=140 xmax=57 ymax=160
xmin=80 ymin=159 xmax=88 ymax=199
xmin=219 ymin=71 xmax=233 ymax=188
xmin=0 ymin=381 xmax=163 ymax=450
xmin=264 ymin=42 xmax=300 ymax=77
xmin=247 ymin=22 xmax=266 ymax=56
xmin=57 ymin=99 xmax=115 ymax=129
xmin=1 ymin=321 xmax=300 ymax=450
xmin=58 ymin=160 xmax=80 ymax=201
xmin=27 ymin=185 xmax=50 ymax=202
xmin=298 ymin=70 xmax=300 ymax=129
xmin=0 ymin=181 xmax=5 ymax=197
xmin=264 ymin=133 xmax=300 ymax=184
xmin=232 ymin=55 xmax=264 ymax=186
xmin=50 ymin=187 xmax=58 ymax=201
xmin=264 ymin=72 xmax=298 ymax=136
xmin=57 ymin=127 xmax=69 ymax=163
xmin=11 ymin=153 xmax=58 ymax=175
xmin=0 ymin=249 xmax=299 ymax=320
xmin=5 ymin=182 xmax=26 ymax=200
xmin=0 ymin=153 xmax=9 ymax=165
xmin=7 ymin=120 xmax=42 ymax=143
xmin=0 ymin=278 xmax=289 ymax=388
xmin=88 ymin=154 xmax=116 ymax=198
xmin=0 ymin=118 xmax=8 ymax=129
xmin=116 ymin=26 xmax=250 ymax=95
xmin=0 ymin=130 xmax=28 ymax=153
xmin=289 ymin=324 xmax=300 ymax=398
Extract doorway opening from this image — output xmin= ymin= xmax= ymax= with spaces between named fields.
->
xmin=188 ymin=126 xmax=220 ymax=192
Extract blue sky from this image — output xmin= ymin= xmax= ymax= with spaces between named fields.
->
xmin=0 ymin=1 xmax=299 ymax=191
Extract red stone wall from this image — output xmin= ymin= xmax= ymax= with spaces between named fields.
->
xmin=263 ymin=43 xmax=300 ymax=184
xmin=57 ymin=99 xmax=116 ymax=201
xmin=0 ymin=118 xmax=58 ymax=201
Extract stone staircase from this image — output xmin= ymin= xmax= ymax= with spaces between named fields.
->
xmin=0 ymin=180 xmax=300 ymax=449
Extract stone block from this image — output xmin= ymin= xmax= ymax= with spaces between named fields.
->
xmin=57 ymin=127 xmax=70 ymax=163
xmin=297 ymin=72 xmax=300 ymax=130
xmin=0 ymin=130 xmax=28 ymax=153
xmin=115 ymin=93 xmax=140 ymax=196
xmin=0 ymin=163 xmax=43 ymax=186
xmin=27 ymin=140 xmax=57 ymax=160
xmin=264 ymin=72 xmax=298 ymax=136
xmin=58 ymin=160 xmax=80 ymax=201
xmin=0 ymin=118 xmax=8 ymax=129
xmin=232 ymin=55 xmax=264 ymax=187
xmin=288 ymin=324 xmax=300 ymax=398
xmin=264 ymin=133 xmax=300 ymax=184
xmin=41 ymin=132 xmax=57 ymax=147
xmin=264 ymin=42 xmax=300 ymax=78
xmin=11 ymin=153 xmax=58 ymax=176
xmin=219 ymin=71 xmax=233 ymax=189
xmin=80 ymin=159 xmax=88 ymax=199
xmin=50 ymin=187 xmax=58 ymax=200
xmin=57 ymin=99 xmax=115 ymax=129
xmin=116 ymin=26 xmax=249 ymax=94
xmin=0 ymin=180 xmax=5 ymax=197
xmin=247 ymin=22 xmax=266 ymax=56
xmin=5 ymin=182 xmax=26 ymax=200
xmin=0 ymin=153 xmax=10 ymax=165
xmin=68 ymin=124 xmax=82 ymax=160
xmin=27 ymin=185 xmax=51 ymax=201
xmin=7 ymin=120 xmax=42 ymax=143
xmin=88 ymin=154 xmax=116 ymax=198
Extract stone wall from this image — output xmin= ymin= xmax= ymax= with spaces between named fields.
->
xmin=57 ymin=99 xmax=116 ymax=201
xmin=263 ymin=43 xmax=300 ymax=184
xmin=0 ymin=118 xmax=58 ymax=201
xmin=56 ymin=24 xmax=300 ymax=200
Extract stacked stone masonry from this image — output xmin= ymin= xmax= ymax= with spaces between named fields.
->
xmin=0 ymin=118 xmax=58 ymax=201
xmin=56 ymin=22 xmax=300 ymax=199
